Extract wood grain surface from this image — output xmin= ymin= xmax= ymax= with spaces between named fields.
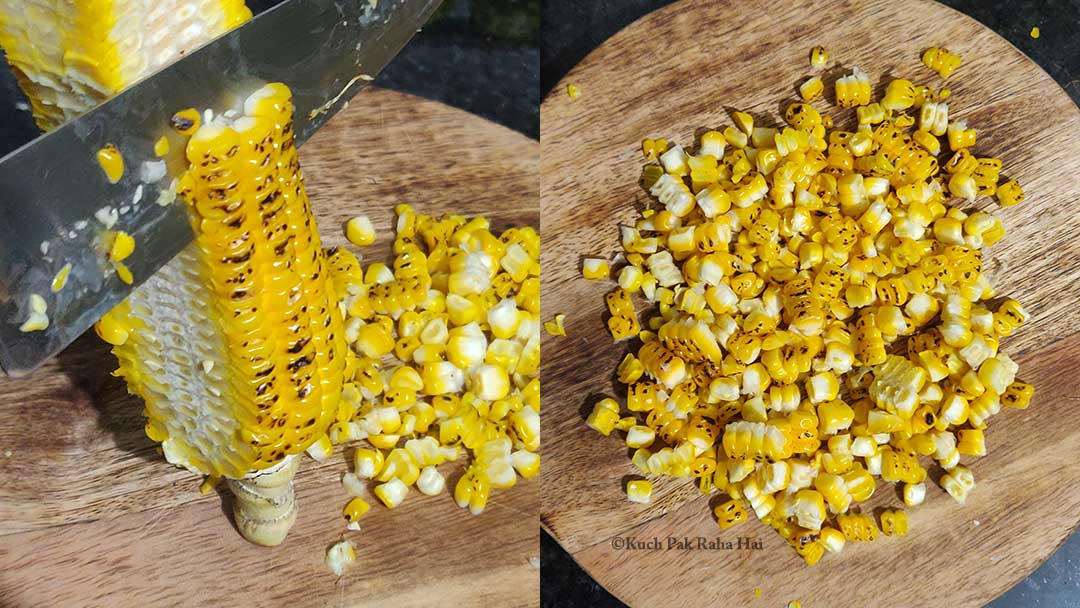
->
xmin=0 ymin=88 xmax=539 ymax=608
xmin=539 ymin=1 xmax=1080 ymax=606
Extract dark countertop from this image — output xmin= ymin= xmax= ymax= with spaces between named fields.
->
xmin=539 ymin=1 xmax=1080 ymax=607
xmin=0 ymin=0 xmax=537 ymax=156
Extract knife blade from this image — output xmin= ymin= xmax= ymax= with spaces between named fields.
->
xmin=0 ymin=0 xmax=442 ymax=376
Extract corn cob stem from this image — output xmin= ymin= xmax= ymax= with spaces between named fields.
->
xmin=226 ymin=455 xmax=301 ymax=547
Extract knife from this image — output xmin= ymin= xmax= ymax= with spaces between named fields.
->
xmin=0 ymin=0 xmax=442 ymax=377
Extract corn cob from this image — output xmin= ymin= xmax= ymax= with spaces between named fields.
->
xmin=0 ymin=0 xmax=251 ymax=130
xmin=96 ymin=83 xmax=350 ymax=545
xmin=0 ymin=2 xmax=353 ymax=547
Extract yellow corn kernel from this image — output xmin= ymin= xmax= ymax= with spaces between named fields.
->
xmin=810 ymin=45 xmax=828 ymax=68
xmin=835 ymin=67 xmax=871 ymax=108
xmin=837 ymin=512 xmax=879 ymax=541
xmin=582 ymin=258 xmax=610 ymax=280
xmin=345 ymin=216 xmax=376 ymax=246
xmin=626 ymin=479 xmax=653 ymax=504
xmin=799 ymin=76 xmax=824 ymax=101
xmin=947 ymin=120 xmax=976 ymax=151
xmin=343 ymin=497 xmax=371 ymax=522
xmin=374 ymin=478 xmax=409 ymax=509
xmin=1001 ymin=381 xmax=1034 ymax=409
xmin=957 ymin=428 xmax=986 ymax=456
xmin=996 ymin=179 xmax=1025 ymax=207
xmin=544 ymin=313 xmax=567 ymax=337
xmin=922 ymin=47 xmax=962 ymax=78
xmin=587 ymin=399 xmax=622 ymax=438
xmin=940 ymin=465 xmax=975 ymax=503
xmin=880 ymin=509 xmax=908 ymax=536
xmin=714 ymin=499 xmax=747 ymax=529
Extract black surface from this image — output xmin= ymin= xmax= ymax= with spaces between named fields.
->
xmin=0 ymin=0 xmax=537 ymax=157
xmin=539 ymin=1 xmax=1080 ymax=608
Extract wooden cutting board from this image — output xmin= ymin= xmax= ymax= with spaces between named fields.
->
xmin=540 ymin=1 xmax=1080 ymax=606
xmin=0 ymin=88 xmax=539 ymax=608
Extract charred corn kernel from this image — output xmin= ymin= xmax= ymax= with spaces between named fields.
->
xmin=642 ymin=138 xmax=668 ymax=160
xmin=346 ymin=216 xmax=376 ymax=246
xmin=343 ymin=497 xmax=371 ymax=522
xmin=835 ymin=67 xmax=872 ymax=108
xmin=1001 ymin=381 xmax=1034 ymax=409
xmin=882 ymin=79 xmax=916 ymax=111
xmin=880 ymin=509 xmax=908 ymax=536
xmin=582 ymin=258 xmax=610 ymax=279
xmin=626 ymin=479 xmax=653 ymax=504
xmin=454 ymin=466 xmax=490 ymax=514
xmin=799 ymin=76 xmax=824 ymax=101
xmin=922 ymin=47 xmax=962 ymax=78
xmin=810 ymin=45 xmax=828 ymax=67
xmin=170 ymin=109 xmax=202 ymax=135
xmin=714 ymin=499 xmax=748 ymax=528
xmin=837 ymin=512 xmax=878 ymax=541
xmin=375 ymin=478 xmax=409 ymax=509
xmin=947 ymin=120 xmax=977 ymax=151
xmin=997 ymin=179 xmax=1025 ymax=207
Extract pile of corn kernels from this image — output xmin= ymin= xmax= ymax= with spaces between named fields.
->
xmin=583 ymin=46 xmax=1034 ymax=564
xmin=317 ymin=205 xmax=540 ymax=573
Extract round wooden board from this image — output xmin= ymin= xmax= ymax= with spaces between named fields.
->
xmin=539 ymin=1 xmax=1080 ymax=607
xmin=0 ymin=88 xmax=539 ymax=608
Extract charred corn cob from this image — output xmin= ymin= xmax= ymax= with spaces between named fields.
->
xmin=585 ymin=45 xmax=1034 ymax=565
xmin=96 ymin=83 xmax=350 ymax=546
xmin=0 ymin=1 xmax=346 ymax=548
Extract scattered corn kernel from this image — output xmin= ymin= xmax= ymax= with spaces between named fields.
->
xmin=544 ymin=313 xmax=567 ymax=336
xmin=627 ymin=479 xmax=653 ymax=504
xmin=345 ymin=216 xmax=376 ymax=246
xmin=325 ymin=540 xmax=356 ymax=576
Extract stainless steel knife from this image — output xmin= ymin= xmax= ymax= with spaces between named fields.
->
xmin=0 ymin=0 xmax=442 ymax=376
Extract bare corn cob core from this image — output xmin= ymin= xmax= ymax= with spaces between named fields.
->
xmin=0 ymin=0 xmax=251 ymax=130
